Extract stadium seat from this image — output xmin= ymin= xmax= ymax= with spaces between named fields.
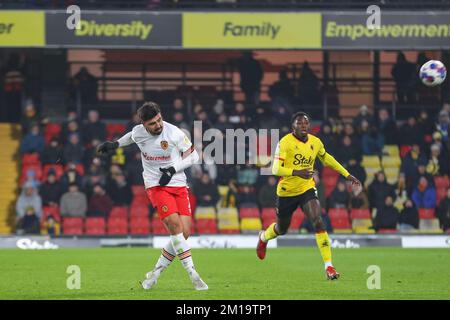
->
xmin=399 ymin=145 xmax=412 ymax=158
xmin=362 ymin=155 xmax=381 ymax=168
xmin=130 ymin=217 xmax=151 ymax=235
xmin=437 ymin=188 xmax=447 ymax=203
xmin=196 ymin=219 xmax=218 ymax=234
xmin=152 ymin=218 xmax=169 ymax=235
xmin=240 ymin=218 xmax=262 ymax=232
xmin=195 ymin=206 xmax=216 ymax=220
xmin=289 ymin=208 xmax=305 ymax=232
xmin=131 ymin=185 xmax=147 ymax=198
xmin=42 ymin=164 xmax=64 ymax=181
xmin=381 ymin=156 xmax=401 ymax=168
xmin=419 ymin=219 xmax=442 ymax=233
xmin=62 ymin=217 xmax=83 ymax=235
xmin=109 ymin=206 xmax=128 ymax=219
xmin=239 ymin=207 xmax=260 ymax=218
xmin=418 ymin=208 xmax=435 ymax=219
xmin=85 ymin=217 xmax=106 ymax=235
xmin=107 ymin=217 xmax=128 ymax=235
xmin=42 ymin=206 xmax=61 ymax=222
xmin=434 ymin=176 xmax=450 ymax=189
xmin=130 ymin=204 xmax=149 ymax=217
xmin=378 ymin=229 xmax=398 ymax=234
xmin=21 ymin=164 xmax=43 ymax=183
xmin=219 ymin=229 xmax=240 ymax=234
xmin=322 ymin=166 xmax=339 ymax=178
xmin=329 ymin=208 xmax=349 ymax=220
xmin=44 ymin=123 xmax=61 ymax=144
xmin=261 ymin=208 xmax=277 ymax=229
xmin=106 ymin=123 xmax=126 ymax=140
xmin=383 ymin=145 xmax=399 ymax=157
xmin=131 ymin=196 xmax=150 ymax=207
xmin=331 ymin=218 xmax=351 ymax=230
xmin=22 ymin=153 xmax=40 ymax=165
xmin=350 ymin=209 xmax=371 ymax=220
xmin=352 ymin=219 xmax=373 ymax=232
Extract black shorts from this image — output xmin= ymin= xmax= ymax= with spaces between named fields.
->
xmin=276 ymin=188 xmax=319 ymax=219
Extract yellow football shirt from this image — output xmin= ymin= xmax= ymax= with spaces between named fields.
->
xmin=272 ymin=133 xmax=350 ymax=197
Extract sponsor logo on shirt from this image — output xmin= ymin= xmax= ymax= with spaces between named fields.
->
xmin=142 ymin=152 xmax=171 ymax=161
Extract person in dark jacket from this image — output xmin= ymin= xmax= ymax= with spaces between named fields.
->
xmin=328 ymin=180 xmax=350 ymax=209
xmin=399 ymin=116 xmax=423 ymax=146
xmin=16 ymin=206 xmax=40 ymax=235
xmin=82 ymin=110 xmax=107 ymax=144
xmin=399 ymin=199 xmax=419 ymax=231
xmin=336 ymin=135 xmax=362 ymax=166
xmin=258 ymin=176 xmax=278 ymax=208
xmin=106 ymin=174 xmax=133 ymax=206
xmin=437 ymin=188 xmax=450 ymax=231
xmin=368 ymin=171 xmax=396 ymax=211
xmin=374 ymin=196 xmax=399 ymax=231
xmin=20 ymin=124 xmax=45 ymax=156
xmin=42 ymin=138 xmax=62 ymax=164
xmin=63 ymin=133 xmax=84 ymax=165
xmin=377 ymin=108 xmax=398 ymax=145
xmin=347 ymin=158 xmax=367 ymax=186
xmin=235 ymin=51 xmax=263 ymax=106
xmin=193 ymin=173 xmax=220 ymax=207
xmin=87 ymin=184 xmax=113 ymax=217
xmin=39 ymin=172 xmax=62 ymax=207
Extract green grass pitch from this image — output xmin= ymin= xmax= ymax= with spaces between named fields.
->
xmin=0 ymin=247 xmax=449 ymax=300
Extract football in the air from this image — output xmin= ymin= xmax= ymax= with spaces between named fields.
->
xmin=419 ymin=60 xmax=447 ymax=86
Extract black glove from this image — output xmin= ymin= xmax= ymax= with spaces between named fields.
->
xmin=159 ymin=167 xmax=176 ymax=186
xmin=97 ymin=141 xmax=119 ymax=155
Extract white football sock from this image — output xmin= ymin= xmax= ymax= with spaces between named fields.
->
xmin=170 ymin=233 xmax=195 ymax=273
xmin=325 ymin=262 xmax=333 ymax=269
xmin=153 ymin=241 xmax=176 ymax=274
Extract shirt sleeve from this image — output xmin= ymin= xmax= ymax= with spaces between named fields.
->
xmin=117 ymin=132 xmax=134 ymax=147
xmin=271 ymin=140 xmax=294 ymax=176
xmin=317 ymin=140 xmax=350 ymax=178
xmin=174 ymin=128 xmax=192 ymax=153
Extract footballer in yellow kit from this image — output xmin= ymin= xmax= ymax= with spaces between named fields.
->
xmin=256 ymin=112 xmax=361 ymax=280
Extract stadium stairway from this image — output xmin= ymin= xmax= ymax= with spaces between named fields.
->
xmin=0 ymin=124 xmax=21 ymax=234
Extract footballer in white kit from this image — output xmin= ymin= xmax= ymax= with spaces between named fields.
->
xmin=97 ymin=101 xmax=208 ymax=291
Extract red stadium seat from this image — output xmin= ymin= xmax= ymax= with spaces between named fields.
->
xmin=42 ymin=164 xmax=64 ymax=181
xmin=44 ymin=123 xmax=61 ymax=144
xmin=378 ymin=229 xmax=398 ymax=234
xmin=219 ymin=229 xmax=240 ymax=234
xmin=62 ymin=217 xmax=83 ymax=235
xmin=331 ymin=218 xmax=351 ymax=229
xmin=196 ymin=219 xmax=218 ymax=234
xmin=152 ymin=218 xmax=169 ymax=235
xmin=289 ymin=208 xmax=305 ymax=231
xmin=22 ymin=153 xmax=40 ymax=165
xmin=107 ymin=217 xmax=128 ymax=235
xmin=400 ymin=145 xmax=412 ymax=158
xmin=21 ymin=164 xmax=43 ymax=183
xmin=322 ymin=167 xmax=339 ymax=179
xmin=85 ymin=217 xmax=106 ymax=235
xmin=418 ymin=208 xmax=435 ymax=219
xmin=239 ymin=207 xmax=260 ymax=218
xmin=437 ymin=188 xmax=447 ymax=203
xmin=350 ymin=209 xmax=371 ymax=220
xmin=130 ymin=217 xmax=151 ymax=235
xmin=110 ymin=206 xmax=128 ymax=219
xmin=131 ymin=196 xmax=150 ymax=207
xmin=130 ymin=204 xmax=149 ymax=217
xmin=106 ymin=123 xmax=126 ymax=140
xmin=434 ymin=176 xmax=450 ymax=189
xmin=329 ymin=208 xmax=349 ymax=220
xmin=132 ymin=185 xmax=147 ymax=197
xmin=261 ymin=208 xmax=277 ymax=229
xmin=42 ymin=206 xmax=61 ymax=222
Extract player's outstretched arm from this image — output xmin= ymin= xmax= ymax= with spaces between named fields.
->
xmin=318 ymin=151 xmax=362 ymax=187
xmin=97 ymin=131 xmax=134 ymax=155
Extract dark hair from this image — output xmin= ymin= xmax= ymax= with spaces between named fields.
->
xmin=291 ymin=111 xmax=309 ymax=125
xmin=137 ymin=101 xmax=161 ymax=122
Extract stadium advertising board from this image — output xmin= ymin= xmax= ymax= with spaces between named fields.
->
xmin=46 ymin=11 xmax=182 ymax=48
xmin=183 ymin=13 xmax=321 ymax=49
xmin=323 ymin=12 xmax=450 ymax=49
xmin=0 ymin=11 xmax=45 ymax=47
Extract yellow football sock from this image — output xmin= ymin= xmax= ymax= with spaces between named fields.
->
xmin=315 ymin=231 xmax=332 ymax=264
xmin=263 ymin=223 xmax=279 ymax=242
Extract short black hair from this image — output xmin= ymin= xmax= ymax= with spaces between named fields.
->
xmin=291 ymin=111 xmax=309 ymax=125
xmin=137 ymin=101 xmax=161 ymax=122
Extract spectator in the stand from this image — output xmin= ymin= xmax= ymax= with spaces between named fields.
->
xmin=317 ymin=122 xmax=337 ymax=155
xmin=235 ymin=51 xmax=263 ymax=106
xmin=368 ymin=171 xmax=396 ymax=211
xmin=41 ymin=215 xmax=60 ymax=236
xmin=22 ymin=169 xmax=41 ymax=189
xmin=214 ymin=114 xmax=234 ymax=133
xmin=61 ymin=111 xmax=81 ymax=141
xmin=216 ymin=164 xmax=237 ymax=187
xmin=60 ymin=163 xmax=83 ymax=193
xmin=353 ymin=105 xmax=373 ymax=130
xmin=125 ymin=151 xmax=144 ymax=186
xmin=328 ymin=180 xmax=350 ymax=209
xmin=16 ymin=182 xmax=42 ymax=222
xmin=411 ymin=177 xmax=437 ymax=209
xmin=126 ymin=112 xmax=140 ymax=132
xmin=86 ymin=156 xmax=107 ymax=177
xmin=437 ymin=188 xmax=450 ymax=231
xmin=194 ymin=110 xmax=212 ymax=131
xmin=393 ymin=174 xmax=408 ymax=211
xmin=106 ymin=174 xmax=132 ymax=207
xmin=211 ymin=99 xmax=225 ymax=123
xmin=21 ymin=103 xmax=45 ymax=134
xmin=60 ymin=183 xmax=87 ymax=218
xmin=111 ymin=146 xmax=126 ymax=167
xmin=297 ymin=61 xmax=320 ymax=108
xmin=193 ymin=173 xmax=220 ymax=207
xmin=436 ymin=110 xmax=449 ymax=143
xmin=39 ymin=172 xmax=62 ymax=207
xmin=236 ymin=184 xmax=258 ymax=208
xmin=401 ymin=144 xmax=427 ymax=192
xmin=349 ymin=187 xmax=369 ymax=210
xmin=16 ymin=206 xmax=40 ymax=235
xmin=414 ymin=164 xmax=435 ymax=189
xmin=336 ymin=135 xmax=361 ymax=166
xmin=258 ymin=176 xmax=278 ymax=208
xmin=374 ymin=196 xmax=399 ymax=231
xmin=106 ymin=164 xmax=124 ymax=186
xmin=268 ymin=69 xmax=294 ymax=112
xmin=190 ymin=149 xmax=217 ymax=182
xmin=172 ymin=111 xmax=190 ymax=132
xmin=377 ymin=108 xmax=398 ymax=145
xmin=42 ymin=138 xmax=62 ymax=164
xmin=236 ymin=163 xmax=259 ymax=187
xmin=398 ymin=199 xmax=419 ymax=231
xmin=417 ymin=110 xmax=435 ymax=140
xmin=62 ymin=120 xmax=82 ymax=144
xmin=87 ymin=184 xmax=113 ymax=217
xmin=63 ymin=133 xmax=84 ymax=164
xmin=72 ymin=67 xmax=98 ymax=108
xmin=20 ymin=124 xmax=45 ymax=156
xmin=83 ymin=138 xmax=102 ymax=168
xmin=399 ymin=116 xmax=422 ymax=146
xmin=426 ymin=143 xmax=448 ymax=176
xmin=3 ymin=53 xmax=25 ymax=123
xmin=273 ymin=105 xmax=292 ymax=127
xmin=254 ymin=106 xmax=278 ymax=130
xmin=391 ymin=52 xmax=416 ymax=104
xmin=228 ymin=102 xmax=250 ymax=128
xmin=347 ymin=158 xmax=366 ymax=186
xmin=360 ymin=120 xmax=384 ymax=155
xmin=82 ymin=110 xmax=106 ymax=144
xmin=83 ymin=171 xmax=105 ymax=200
xmin=168 ymin=98 xmax=188 ymax=122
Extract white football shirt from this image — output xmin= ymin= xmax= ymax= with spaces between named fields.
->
xmin=126 ymin=121 xmax=192 ymax=189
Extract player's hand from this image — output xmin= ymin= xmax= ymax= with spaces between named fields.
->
xmin=292 ymin=169 xmax=314 ymax=179
xmin=346 ymin=175 xmax=362 ymax=193
xmin=159 ymin=167 xmax=176 ymax=186
xmin=97 ymin=141 xmax=119 ymax=155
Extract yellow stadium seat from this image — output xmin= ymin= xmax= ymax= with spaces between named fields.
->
xmin=218 ymin=185 xmax=229 ymax=197
xmin=218 ymin=219 xmax=240 ymax=231
xmin=217 ymin=208 xmax=239 ymax=219
xmin=419 ymin=219 xmax=443 ymax=234
xmin=362 ymin=155 xmax=381 ymax=168
xmin=332 ymin=229 xmax=353 ymax=234
xmin=383 ymin=145 xmax=400 ymax=157
xmin=240 ymin=218 xmax=262 ymax=232
xmin=365 ymin=167 xmax=382 ymax=176
xmin=352 ymin=219 xmax=373 ymax=229
xmin=381 ymin=156 xmax=401 ymax=168
xmin=354 ymin=227 xmax=376 ymax=234
xmin=195 ymin=206 xmax=217 ymax=220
